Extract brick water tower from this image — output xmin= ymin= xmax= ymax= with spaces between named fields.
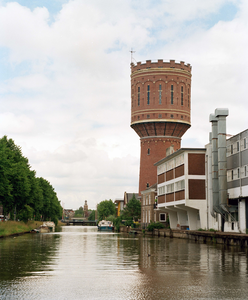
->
xmin=130 ymin=59 xmax=192 ymax=193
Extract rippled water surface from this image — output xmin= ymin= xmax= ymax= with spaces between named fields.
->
xmin=1 ymin=226 xmax=248 ymax=299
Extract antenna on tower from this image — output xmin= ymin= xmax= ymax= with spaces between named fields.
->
xmin=130 ymin=48 xmax=136 ymax=64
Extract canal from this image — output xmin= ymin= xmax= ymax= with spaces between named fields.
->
xmin=1 ymin=226 xmax=248 ymax=299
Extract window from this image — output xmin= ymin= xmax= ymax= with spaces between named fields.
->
xmin=238 ymin=168 xmax=240 ymax=178
xmin=138 ymin=87 xmax=140 ymax=106
xmin=158 ymin=186 xmax=165 ymax=195
xmin=158 ymin=114 xmax=162 ymax=118
xmin=237 ymin=141 xmax=239 ymax=152
xmin=160 ymin=213 xmax=166 ymax=221
xmin=231 ymin=170 xmax=234 ymax=180
xmin=159 ymin=84 xmax=162 ymax=104
xmin=175 ymin=180 xmax=185 ymax=191
xmin=147 ymin=148 xmax=150 ymax=155
xmin=171 ymin=85 xmax=174 ymax=104
xmin=147 ymin=114 xmax=150 ymax=119
xmin=167 ymin=183 xmax=174 ymax=193
xmin=147 ymin=85 xmax=150 ymax=105
xmin=245 ymin=166 xmax=247 ymax=177
xmin=181 ymin=86 xmax=183 ymax=105
xmin=244 ymin=138 xmax=247 ymax=149
xmin=231 ymin=144 xmax=233 ymax=154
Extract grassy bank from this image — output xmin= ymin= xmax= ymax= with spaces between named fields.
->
xmin=0 ymin=221 xmax=43 ymax=238
xmin=57 ymin=220 xmax=66 ymax=226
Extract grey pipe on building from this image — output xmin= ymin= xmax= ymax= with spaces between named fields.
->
xmin=209 ymin=113 xmax=219 ymax=216
xmin=215 ymin=108 xmax=229 ymax=207
xmin=215 ymin=108 xmax=229 ymax=231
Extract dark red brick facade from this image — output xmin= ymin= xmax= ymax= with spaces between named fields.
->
xmin=131 ymin=60 xmax=192 ymax=193
xmin=140 ymin=137 xmax=180 ymax=193
xmin=188 ymin=153 xmax=205 ymax=175
xmin=188 ymin=179 xmax=206 ymax=199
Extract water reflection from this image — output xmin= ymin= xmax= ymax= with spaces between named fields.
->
xmin=0 ymin=226 xmax=248 ymax=299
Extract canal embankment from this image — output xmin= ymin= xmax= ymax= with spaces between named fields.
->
xmin=0 ymin=221 xmax=43 ymax=238
xmin=122 ymin=226 xmax=248 ymax=247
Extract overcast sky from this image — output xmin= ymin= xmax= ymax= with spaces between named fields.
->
xmin=0 ymin=0 xmax=247 ymax=210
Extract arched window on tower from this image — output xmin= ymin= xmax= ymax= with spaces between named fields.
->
xmin=147 ymin=85 xmax=150 ymax=105
xmin=138 ymin=87 xmax=140 ymax=106
xmin=159 ymin=84 xmax=162 ymax=104
xmin=181 ymin=86 xmax=183 ymax=105
xmin=171 ymin=85 xmax=174 ymax=104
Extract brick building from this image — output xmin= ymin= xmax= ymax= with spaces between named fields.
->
xmin=141 ymin=183 xmax=167 ymax=228
xmin=130 ymin=59 xmax=192 ymax=194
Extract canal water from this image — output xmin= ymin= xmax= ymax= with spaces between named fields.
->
xmin=1 ymin=227 xmax=248 ymax=299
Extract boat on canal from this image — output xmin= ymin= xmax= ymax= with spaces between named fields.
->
xmin=97 ymin=220 xmax=114 ymax=231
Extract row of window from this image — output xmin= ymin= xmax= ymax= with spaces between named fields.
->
xmin=142 ymin=211 xmax=166 ymax=223
xmin=157 ymin=154 xmax=184 ymax=175
xmin=134 ymin=114 xmax=189 ymax=121
xmin=158 ymin=180 xmax=185 ymax=195
xmin=136 ymin=85 xmax=190 ymax=106
xmin=227 ymin=166 xmax=248 ymax=181
xmin=143 ymin=194 xmax=151 ymax=205
xmin=227 ymin=138 xmax=247 ymax=156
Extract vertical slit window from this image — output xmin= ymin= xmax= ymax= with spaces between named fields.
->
xmin=171 ymin=85 xmax=173 ymax=104
xmin=237 ymin=141 xmax=239 ymax=152
xmin=159 ymin=84 xmax=162 ymax=104
xmin=188 ymin=88 xmax=189 ymax=107
xmin=238 ymin=168 xmax=240 ymax=178
xmin=138 ymin=87 xmax=140 ymax=106
xmin=147 ymin=85 xmax=150 ymax=105
xmin=181 ymin=86 xmax=183 ymax=105
xmin=244 ymin=138 xmax=247 ymax=149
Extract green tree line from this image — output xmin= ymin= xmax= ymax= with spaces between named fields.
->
xmin=0 ymin=136 xmax=62 ymax=224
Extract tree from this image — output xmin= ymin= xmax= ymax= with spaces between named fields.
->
xmin=97 ymin=200 xmax=116 ymax=221
xmin=74 ymin=206 xmax=84 ymax=218
xmin=122 ymin=194 xmax=141 ymax=221
xmin=88 ymin=210 xmax=96 ymax=221
xmin=0 ymin=135 xmax=63 ymax=224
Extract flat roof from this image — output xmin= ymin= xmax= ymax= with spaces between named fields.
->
xmin=154 ymin=148 xmax=206 ymax=166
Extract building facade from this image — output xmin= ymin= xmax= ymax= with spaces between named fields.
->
xmin=155 ymin=148 xmax=206 ymax=230
xmin=154 ymin=107 xmax=248 ymax=233
xmin=114 ymin=198 xmax=124 ymax=217
xmin=141 ymin=183 xmax=167 ymax=228
xmin=130 ymin=59 xmax=192 ymax=193
xmin=226 ymin=129 xmax=248 ymax=232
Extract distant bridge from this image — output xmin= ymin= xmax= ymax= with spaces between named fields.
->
xmin=65 ymin=219 xmax=97 ymax=226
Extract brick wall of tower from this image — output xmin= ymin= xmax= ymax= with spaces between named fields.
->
xmin=130 ymin=59 xmax=192 ymax=194
xmin=139 ymin=137 xmax=181 ymax=194
xmin=131 ymin=60 xmax=192 ymax=128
